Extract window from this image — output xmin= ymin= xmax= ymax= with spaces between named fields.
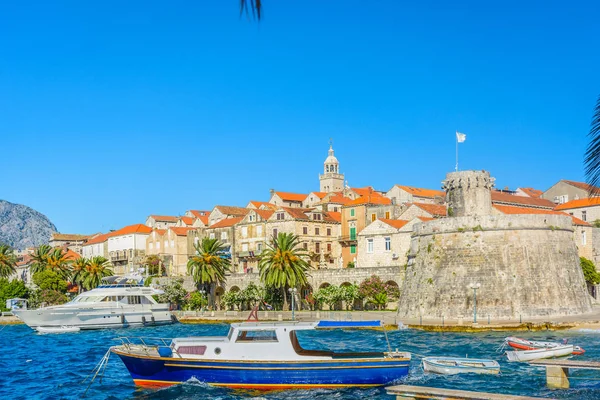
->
xmin=303 ymin=227 xmax=308 ymax=235
xmin=156 ymin=242 xmax=160 ymax=249
xmin=367 ymin=239 xmax=374 ymax=253
xmin=315 ymin=242 xmax=320 ymax=253
xmin=334 ymin=207 xmax=338 ymax=212
xmin=385 ymin=237 xmax=391 ymax=251
xmin=249 ymin=215 xmax=255 ymax=222
xmin=371 ymin=213 xmax=376 ymax=222
xmin=273 ymin=229 xmax=278 ymax=238
xmin=582 ymin=230 xmax=587 ymax=245
xmin=315 ymin=228 xmax=320 ymax=235
xmin=171 ymin=240 xmax=175 ymax=248
xmin=242 ymin=227 xmax=248 ymax=237
xmin=242 ymin=243 xmax=249 ymax=251
xmin=350 ymin=227 xmax=356 ymax=240
xmin=209 ymin=233 xmax=215 ymax=239
xmin=164 ymin=240 xmax=168 ymax=248
xmin=236 ymin=330 xmax=278 ymax=342
xmin=303 ymin=242 xmax=308 ymax=250
xmin=385 ymin=211 xmax=390 ymax=219
xmin=327 ymin=243 xmax=331 ymax=252
xmin=350 ymin=245 xmax=356 ymax=254
xmin=257 ymin=242 xmax=263 ymax=252
xmin=313 ymin=214 xmax=321 ymax=221
xmin=327 ymin=228 xmax=331 ymax=236
xmin=350 ymin=209 xmax=355 ymax=217
xmin=582 ymin=211 xmax=587 ymax=221
xmin=221 ymin=232 xmax=228 ymax=240
xmin=277 ymin=212 xmax=285 ymax=220
xmin=149 ymin=242 xmax=154 ymax=250
xmin=194 ymin=236 xmax=199 ymax=244
xmin=257 ymin=225 xmax=262 ymax=235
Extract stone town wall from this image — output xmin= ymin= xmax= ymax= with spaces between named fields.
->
xmin=442 ymin=170 xmax=494 ymax=217
xmin=397 ymin=214 xmax=592 ymax=320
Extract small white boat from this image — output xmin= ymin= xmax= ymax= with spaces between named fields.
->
xmin=506 ymin=345 xmax=573 ymax=362
xmin=422 ymin=357 xmax=500 ymax=375
xmin=505 ymin=336 xmax=585 ymax=355
xmin=37 ymin=326 xmax=81 ymax=334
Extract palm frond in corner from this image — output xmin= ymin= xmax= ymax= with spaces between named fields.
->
xmin=585 ymin=95 xmax=600 ymax=196
xmin=240 ymin=0 xmax=262 ymax=21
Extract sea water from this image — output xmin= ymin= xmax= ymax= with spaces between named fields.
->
xmin=1 ymin=323 xmax=599 ymax=399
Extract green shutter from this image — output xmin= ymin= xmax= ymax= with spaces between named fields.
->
xmin=350 ymin=209 xmax=355 ymax=217
xmin=350 ymin=245 xmax=356 ymax=254
xmin=350 ymin=227 xmax=356 ymax=240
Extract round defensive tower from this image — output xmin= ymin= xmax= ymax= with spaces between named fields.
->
xmin=397 ymin=170 xmax=592 ymax=321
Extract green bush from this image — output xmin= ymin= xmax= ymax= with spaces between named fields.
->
xmin=0 ymin=278 xmax=29 ymax=311
xmin=32 ymin=270 xmax=68 ymax=293
xmin=581 ymin=257 xmax=600 ymax=284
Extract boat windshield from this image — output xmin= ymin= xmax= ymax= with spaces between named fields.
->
xmin=70 ymin=295 xmax=155 ymax=304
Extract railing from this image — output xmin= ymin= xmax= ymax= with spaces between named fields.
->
xmin=338 ymin=235 xmax=357 ymax=243
xmin=110 ymin=255 xmax=129 ymax=262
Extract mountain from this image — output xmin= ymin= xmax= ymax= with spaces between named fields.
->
xmin=0 ymin=200 xmax=57 ymax=249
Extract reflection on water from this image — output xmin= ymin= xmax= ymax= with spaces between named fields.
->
xmin=1 ymin=323 xmax=599 ymax=399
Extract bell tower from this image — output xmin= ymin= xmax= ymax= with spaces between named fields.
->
xmin=319 ymin=140 xmax=345 ymax=193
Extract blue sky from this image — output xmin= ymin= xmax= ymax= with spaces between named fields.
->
xmin=1 ymin=1 xmax=599 ymax=234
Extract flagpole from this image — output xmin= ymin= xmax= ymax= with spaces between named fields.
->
xmin=455 ymin=130 xmax=458 ymax=172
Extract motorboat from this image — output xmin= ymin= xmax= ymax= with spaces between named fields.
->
xmin=111 ymin=320 xmax=411 ymax=389
xmin=422 ymin=357 xmax=500 ymax=375
xmin=14 ymin=275 xmax=174 ymax=330
xmin=506 ymin=345 xmax=574 ymax=362
xmin=36 ymin=326 xmax=80 ymax=334
xmin=505 ymin=336 xmax=584 ymax=355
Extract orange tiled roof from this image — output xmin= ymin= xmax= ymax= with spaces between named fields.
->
xmin=16 ymin=254 xmax=32 ymax=267
xmin=170 ymin=227 xmax=196 ymax=236
xmin=395 ymin=185 xmax=445 ymax=199
xmin=410 ymin=202 xmax=447 ymax=217
xmin=109 ymin=224 xmax=152 ymax=237
xmin=280 ymin=207 xmax=311 ymax=220
xmin=84 ymin=232 xmax=111 ymax=245
xmin=153 ymin=229 xmax=167 ymax=236
xmin=149 ymin=215 xmax=179 ymax=222
xmin=208 ymin=217 xmax=244 ymax=229
xmin=308 ymin=192 xmax=328 ymax=199
xmin=274 ymin=191 xmax=308 ymax=202
xmin=518 ymin=187 xmax=543 ymax=198
xmin=563 ymin=180 xmax=600 ymax=192
xmin=64 ymin=249 xmax=81 ymax=260
xmin=50 ymin=233 xmax=92 ymax=241
xmin=198 ymin=215 xmax=209 ymax=226
xmin=214 ymin=205 xmax=250 ymax=217
xmin=189 ymin=210 xmax=210 ymax=218
xmin=254 ymin=209 xmax=275 ymax=220
xmin=320 ymin=195 xmax=353 ymax=205
xmin=493 ymin=204 xmax=590 ymax=226
xmin=346 ymin=195 xmax=391 ymax=206
xmin=179 ymin=216 xmax=195 ymax=226
xmin=416 ymin=216 xmax=435 ymax=222
xmin=491 ymin=191 xmax=555 ymax=209
xmin=349 ymin=187 xmax=379 ymax=197
xmin=326 ymin=211 xmax=341 ymax=223
xmin=379 ymin=218 xmax=410 ymax=229
xmin=248 ymin=201 xmax=278 ymax=210
xmin=555 ymin=197 xmax=600 ymax=211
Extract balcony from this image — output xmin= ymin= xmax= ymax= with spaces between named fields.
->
xmin=110 ymin=254 xmax=129 ymax=262
xmin=338 ymin=235 xmax=357 ymax=245
xmin=237 ymin=251 xmax=258 ymax=259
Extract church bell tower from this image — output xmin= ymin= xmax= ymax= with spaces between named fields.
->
xmin=319 ymin=141 xmax=344 ymax=193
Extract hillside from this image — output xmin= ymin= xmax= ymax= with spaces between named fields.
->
xmin=0 ymin=199 xmax=57 ymax=249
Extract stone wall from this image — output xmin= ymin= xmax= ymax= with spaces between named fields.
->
xmin=442 ymin=170 xmax=494 ymax=217
xmin=398 ymin=214 xmax=592 ymax=319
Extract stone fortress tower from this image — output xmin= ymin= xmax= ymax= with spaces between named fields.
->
xmin=397 ymin=170 xmax=592 ymax=320
xmin=319 ymin=142 xmax=344 ymax=193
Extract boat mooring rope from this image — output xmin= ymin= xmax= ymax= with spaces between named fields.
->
xmin=81 ymin=348 xmax=111 ymax=397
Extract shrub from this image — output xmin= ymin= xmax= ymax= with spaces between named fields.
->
xmin=581 ymin=257 xmax=600 ymax=284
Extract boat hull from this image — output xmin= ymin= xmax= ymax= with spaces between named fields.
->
xmin=422 ymin=357 xmax=500 ymax=375
xmin=506 ymin=345 xmax=574 ymax=362
xmin=506 ymin=337 xmax=585 ymax=355
xmin=112 ymin=349 xmax=410 ymax=389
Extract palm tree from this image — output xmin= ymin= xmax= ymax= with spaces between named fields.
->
xmin=45 ymin=248 xmax=72 ymax=279
xmin=258 ymin=233 xmax=311 ymax=311
xmin=585 ymin=96 xmax=600 ymax=194
xmin=71 ymin=257 xmax=90 ymax=293
xmin=187 ymin=238 xmax=231 ymax=309
xmin=30 ymin=244 xmax=52 ymax=275
xmin=81 ymin=256 xmax=113 ymax=290
xmin=0 ymin=244 xmax=17 ymax=278
xmin=240 ymin=0 xmax=262 ymax=20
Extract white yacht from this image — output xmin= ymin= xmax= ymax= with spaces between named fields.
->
xmin=14 ymin=276 xmax=175 ymax=331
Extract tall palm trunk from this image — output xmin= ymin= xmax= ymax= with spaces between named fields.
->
xmin=282 ymin=286 xmax=288 ymax=311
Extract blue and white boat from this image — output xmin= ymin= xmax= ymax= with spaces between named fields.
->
xmin=422 ymin=356 xmax=500 ymax=375
xmin=111 ymin=321 xmax=411 ymax=390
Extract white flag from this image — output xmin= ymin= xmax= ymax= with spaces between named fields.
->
xmin=456 ymin=131 xmax=466 ymax=143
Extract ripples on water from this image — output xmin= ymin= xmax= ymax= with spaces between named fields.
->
xmin=1 ymin=323 xmax=599 ymax=399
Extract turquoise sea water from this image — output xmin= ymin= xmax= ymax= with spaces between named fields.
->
xmin=1 ymin=323 xmax=600 ymax=399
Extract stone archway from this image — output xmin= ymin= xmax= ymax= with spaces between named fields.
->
xmin=215 ymin=286 xmax=225 ymax=310
xmin=385 ymin=280 xmax=400 ymax=310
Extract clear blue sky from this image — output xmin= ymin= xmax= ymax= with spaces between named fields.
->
xmin=1 ymin=1 xmax=599 ymax=234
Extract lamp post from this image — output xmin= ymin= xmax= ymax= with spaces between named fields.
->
xmin=288 ymin=288 xmax=298 ymax=321
xmin=199 ymin=289 xmax=207 ymax=312
xmin=469 ymin=283 xmax=481 ymax=324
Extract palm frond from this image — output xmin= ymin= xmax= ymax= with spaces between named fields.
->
xmin=584 ymin=95 xmax=600 ymax=196
xmin=240 ymin=0 xmax=262 ymax=21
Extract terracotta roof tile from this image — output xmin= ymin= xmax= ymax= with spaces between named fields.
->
xmin=493 ymin=204 xmax=590 ymax=226
xmin=349 ymin=187 xmax=379 ymax=197
xmin=379 ymin=218 xmax=410 ymax=229
xmin=563 ymin=180 xmax=600 ymax=192
xmin=417 ymin=216 xmax=435 ymax=222
xmin=248 ymin=201 xmax=278 ymax=210
xmin=84 ymin=233 xmax=111 ymax=245
xmin=345 ymin=195 xmax=391 ymax=206
xmin=189 ymin=210 xmax=210 ymax=218
xmin=280 ymin=207 xmax=311 ymax=220
xmin=254 ymin=209 xmax=275 ymax=220
xmin=208 ymin=217 xmax=244 ymax=229
xmin=149 ymin=215 xmax=179 ymax=222
xmin=491 ymin=191 xmax=555 ymax=209
xmin=518 ymin=187 xmax=543 ymax=198
xmin=274 ymin=191 xmax=308 ymax=202
xmin=394 ymin=185 xmax=446 ymax=198
xmin=170 ymin=227 xmax=196 ymax=236
xmin=318 ymin=195 xmax=353 ymax=205
xmin=410 ymin=203 xmax=447 ymax=217
xmin=555 ymin=197 xmax=600 ymax=211
xmin=214 ymin=206 xmax=250 ymax=217
xmin=64 ymin=249 xmax=81 ymax=260
xmin=308 ymin=192 xmax=328 ymax=199
xmin=153 ymin=229 xmax=167 ymax=236
xmin=198 ymin=215 xmax=209 ymax=226
xmin=109 ymin=224 xmax=152 ymax=237
xmin=50 ymin=233 xmax=93 ymax=241
xmin=179 ymin=216 xmax=195 ymax=226
xmin=325 ymin=211 xmax=341 ymax=223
